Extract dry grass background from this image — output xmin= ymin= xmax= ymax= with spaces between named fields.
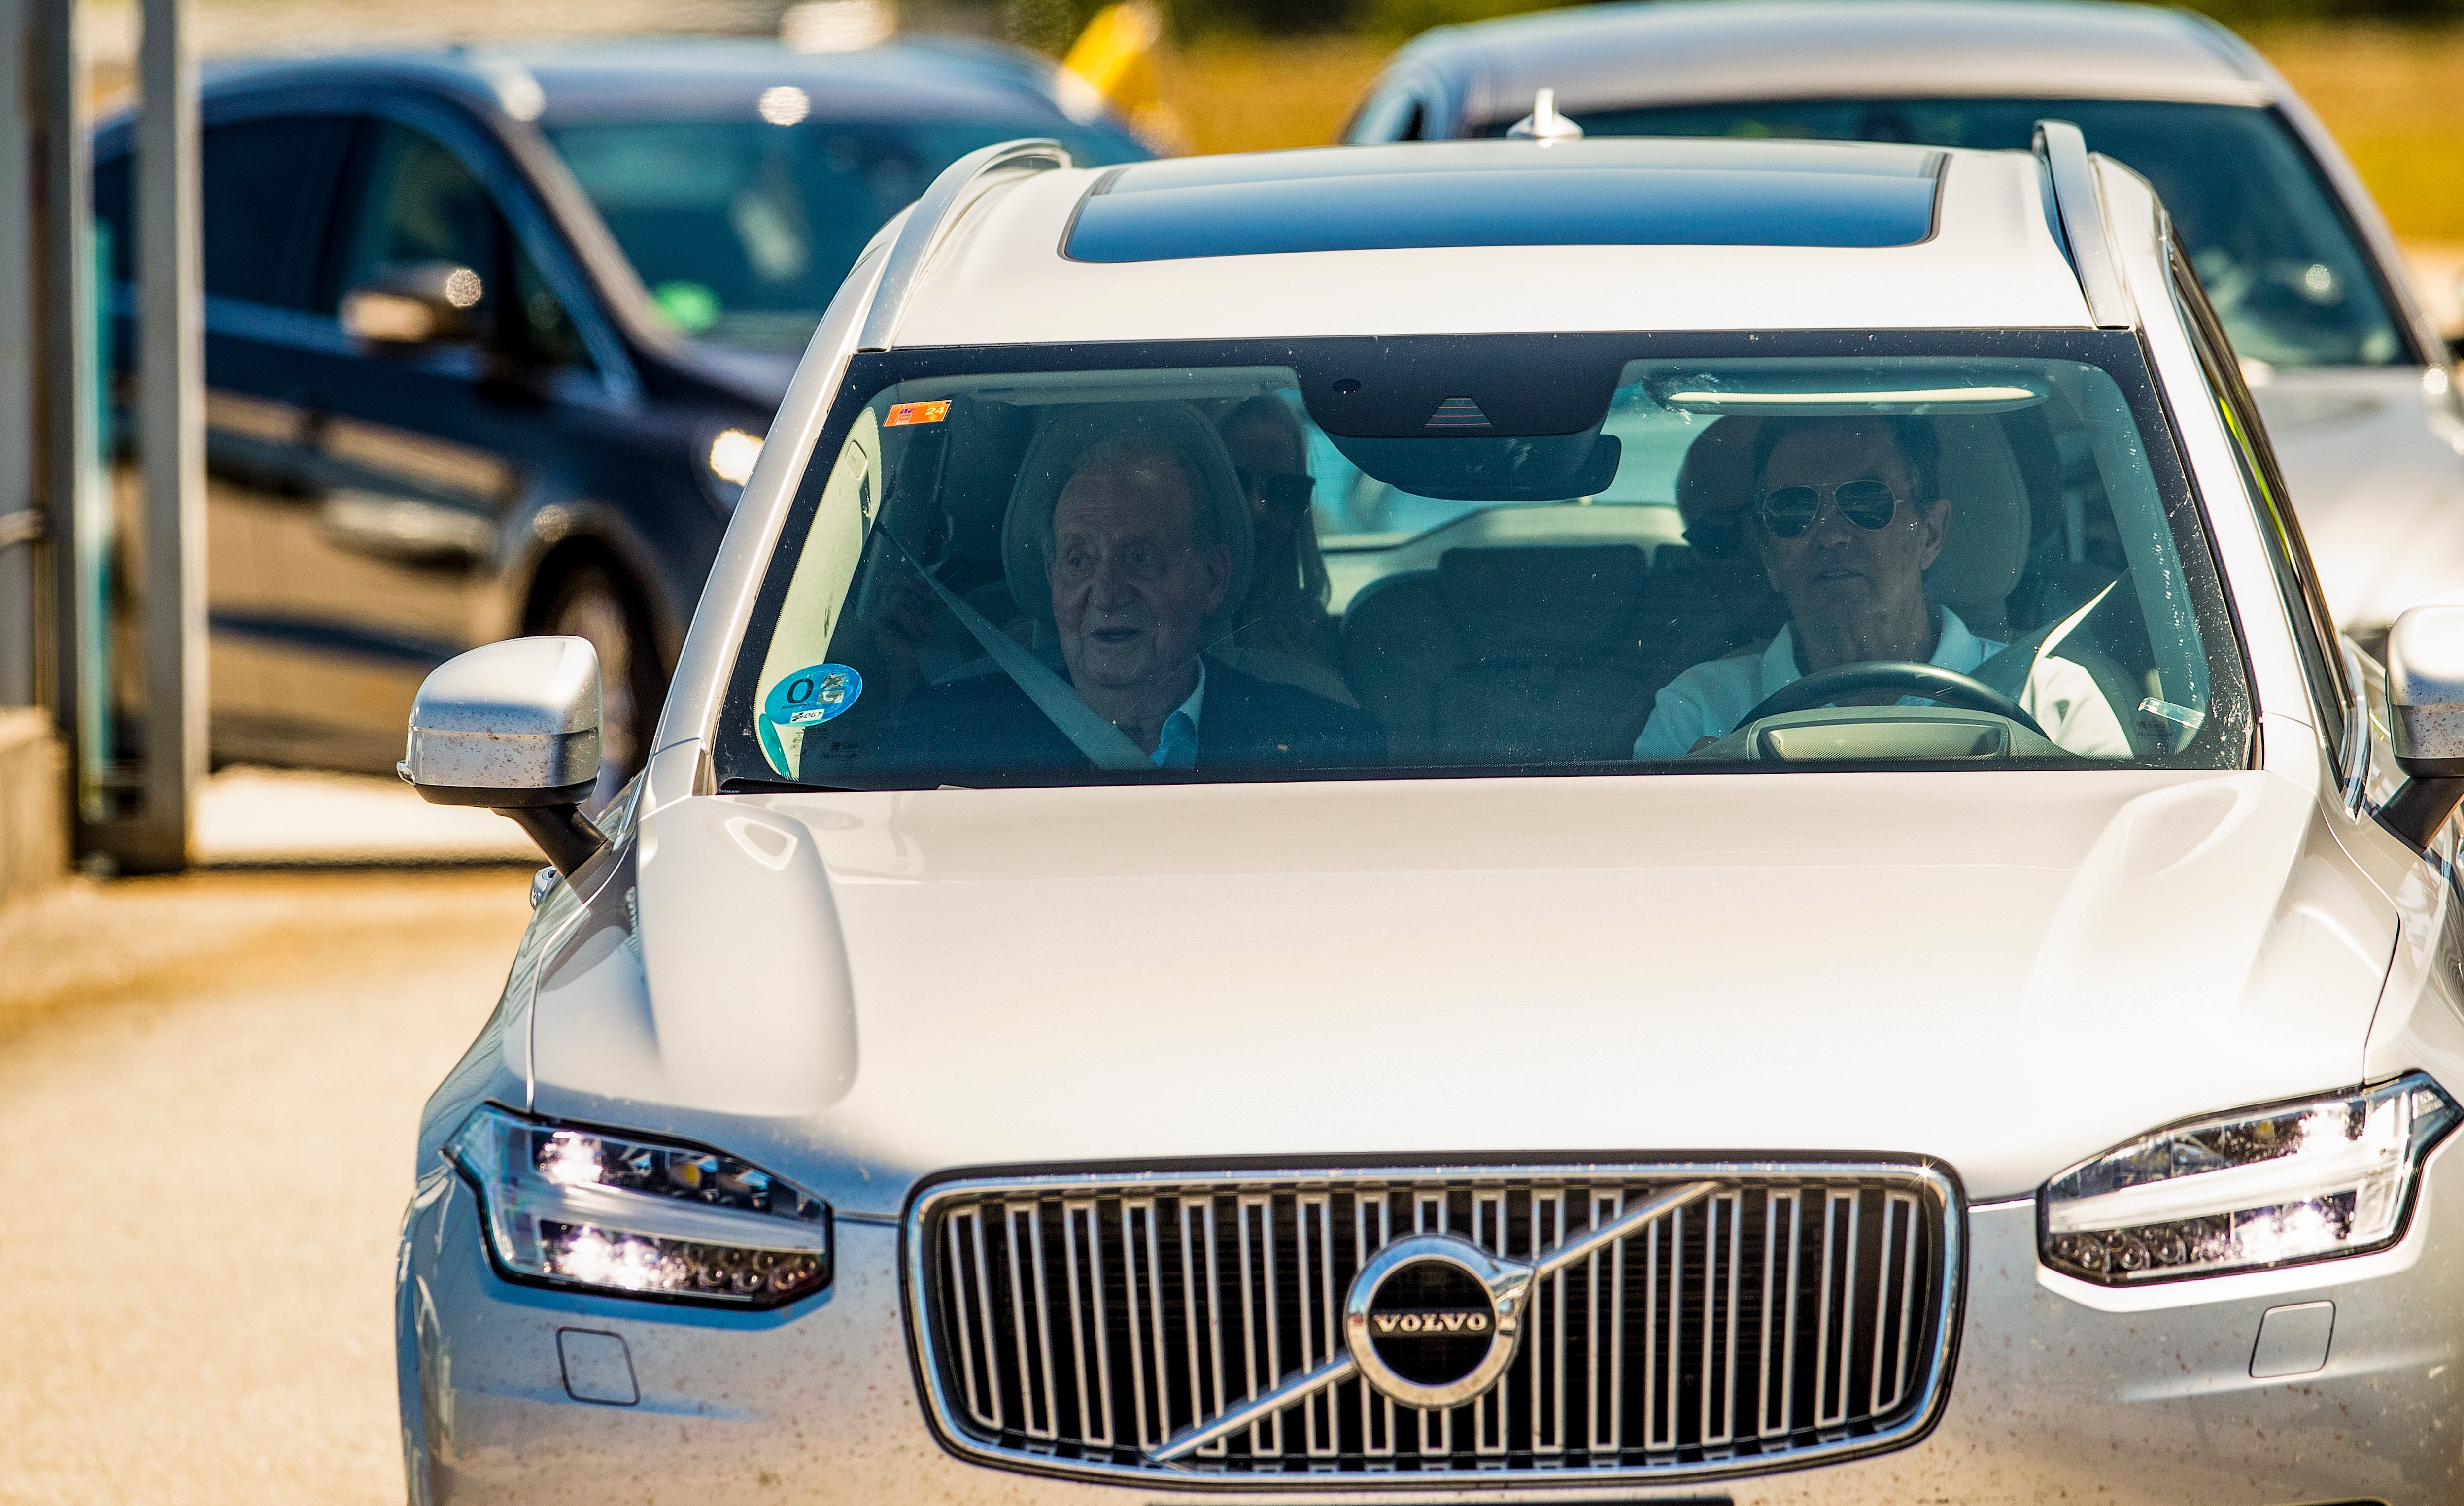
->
xmin=2255 ymin=24 xmax=2464 ymax=244
xmin=1157 ymin=34 xmax=1397 ymax=153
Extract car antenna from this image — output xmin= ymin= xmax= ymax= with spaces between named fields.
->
xmin=1507 ymin=88 xmax=1584 ymax=143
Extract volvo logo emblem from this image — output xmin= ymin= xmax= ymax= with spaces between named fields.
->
xmin=1370 ymin=1310 xmax=1489 ymax=1336
xmin=1344 ymin=1235 xmax=1535 ymax=1409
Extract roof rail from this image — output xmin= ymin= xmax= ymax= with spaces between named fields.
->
xmin=2032 ymin=119 xmax=2135 ymax=330
xmin=857 ymin=138 xmax=1072 ymax=352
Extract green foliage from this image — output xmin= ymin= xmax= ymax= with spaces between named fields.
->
xmin=1003 ymin=0 xmax=1090 ymax=55
xmin=1353 ymin=0 xmax=1568 ymax=38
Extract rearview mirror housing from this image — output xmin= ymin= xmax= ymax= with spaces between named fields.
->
xmin=341 ymin=261 xmax=485 ymax=347
xmin=2377 ymin=603 xmax=2464 ymax=849
xmin=401 ymin=636 xmax=610 ymax=874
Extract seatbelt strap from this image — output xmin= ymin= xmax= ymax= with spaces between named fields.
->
xmin=1976 ymin=581 xmax=2116 ymax=699
xmin=884 ymin=535 xmax=1151 ymax=771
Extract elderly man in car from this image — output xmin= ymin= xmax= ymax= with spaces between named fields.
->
xmin=903 ymin=410 xmax=1379 ymax=772
xmin=1634 ymin=414 xmax=2130 ymax=759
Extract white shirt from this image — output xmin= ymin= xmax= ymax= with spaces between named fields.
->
xmin=1632 ymin=607 xmax=2132 ymax=760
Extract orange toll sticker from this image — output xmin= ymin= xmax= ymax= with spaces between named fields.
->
xmin=885 ymin=400 xmax=951 ymax=428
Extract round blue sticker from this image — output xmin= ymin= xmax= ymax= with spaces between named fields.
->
xmin=764 ymin=664 xmax=863 ymax=728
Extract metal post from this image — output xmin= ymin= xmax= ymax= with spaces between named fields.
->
xmin=34 ymin=0 xmax=102 ymax=839
xmin=0 ymin=0 xmax=37 ymax=710
xmin=129 ymin=0 xmax=203 ymax=871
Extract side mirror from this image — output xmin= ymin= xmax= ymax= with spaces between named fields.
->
xmin=2378 ymin=603 xmax=2464 ymax=849
xmin=401 ymin=636 xmax=611 ymax=875
xmin=341 ymin=261 xmax=485 ymax=347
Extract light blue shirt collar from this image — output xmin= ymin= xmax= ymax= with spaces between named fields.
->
xmin=1151 ymin=661 xmax=1207 ymax=770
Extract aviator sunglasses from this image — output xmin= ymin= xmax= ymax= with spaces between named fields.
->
xmin=1756 ymin=479 xmax=1903 ymax=539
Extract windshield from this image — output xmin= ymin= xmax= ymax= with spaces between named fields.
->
xmin=545 ymin=116 xmax=1147 ymax=351
xmin=1479 ymin=100 xmax=2408 ymax=370
xmin=719 ymin=333 xmax=2249 ymax=789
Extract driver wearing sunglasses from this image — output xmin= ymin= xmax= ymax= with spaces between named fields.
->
xmin=1632 ymin=415 xmax=2129 ymax=759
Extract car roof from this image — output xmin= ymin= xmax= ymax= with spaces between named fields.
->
xmin=1379 ymin=0 xmax=2273 ymax=130
xmin=188 ymin=36 xmax=1117 ymax=132
xmin=892 ymin=137 xmax=2095 ymax=347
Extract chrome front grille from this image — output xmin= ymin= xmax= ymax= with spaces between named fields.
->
xmin=907 ymin=1164 xmax=1958 ymax=1486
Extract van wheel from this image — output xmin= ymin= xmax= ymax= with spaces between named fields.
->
xmin=537 ymin=561 xmax=664 ymax=809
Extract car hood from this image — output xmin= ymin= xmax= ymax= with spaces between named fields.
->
xmin=2253 ymin=367 xmax=2464 ymax=632
xmin=564 ymin=766 xmax=2395 ymax=1218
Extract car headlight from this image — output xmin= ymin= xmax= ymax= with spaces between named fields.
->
xmin=2040 ymin=1073 xmax=2458 ymax=1285
xmin=445 ymin=1105 xmax=830 ymax=1307
xmin=708 ymin=427 xmax=762 ymax=485
xmin=694 ymin=424 xmax=766 ymax=512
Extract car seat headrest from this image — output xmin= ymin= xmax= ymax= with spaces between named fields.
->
xmin=1000 ymin=401 xmax=1255 ymax=637
xmin=1437 ymin=546 xmax=1648 ymax=656
xmin=1675 ymin=415 xmax=1762 ymax=562
xmin=1922 ymin=415 xmax=2029 ymax=640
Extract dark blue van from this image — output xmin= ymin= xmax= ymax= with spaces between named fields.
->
xmin=93 ymin=38 xmax=1149 ymax=794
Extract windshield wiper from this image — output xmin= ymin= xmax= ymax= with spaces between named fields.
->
xmin=719 ymin=776 xmax=861 ymax=794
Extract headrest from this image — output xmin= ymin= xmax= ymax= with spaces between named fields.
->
xmin=1674 ymin=416 xmax=1761 ymax=562
xmin=1437 ymin=545 xmax=1648 ymax=656
xmin=1923 ymin=416 xmax=2030 ymax=639
xmin=1000 ymin=402 xmax=1255 ymax=635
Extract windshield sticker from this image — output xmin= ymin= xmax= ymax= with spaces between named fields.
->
xmin=886 ymin=400 xmax=951 ymax=428
xmin=765 ymin=664 xmax=863 ymax=727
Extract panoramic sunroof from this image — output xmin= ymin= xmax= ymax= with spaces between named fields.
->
xmin=1063 ymin=141 xmax=1945 ymax=263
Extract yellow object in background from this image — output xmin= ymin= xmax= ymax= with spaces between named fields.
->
xmin=1064 ymin=2 xmax=1164 ymax=115
xmin=1063 ymin=2 xmax=1189 ymax=152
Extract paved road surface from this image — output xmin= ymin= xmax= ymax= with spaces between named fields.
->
xmin=0 ymin=870 xmax=531 ymax=1505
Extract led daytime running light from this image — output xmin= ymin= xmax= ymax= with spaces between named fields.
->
xmin=2039 ymin=1074 xmax=2457 ymax=1285
xmin=446 ymin=1107 xmax=831 ymax=1307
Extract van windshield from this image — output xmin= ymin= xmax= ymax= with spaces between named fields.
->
xmin=546 ymin=116 xmax=1147 ymax=351
xmin=718 ymin=332 xmax=2249 ymax=789
xmin=1482 ymin=99 xmax=2411 ymax=369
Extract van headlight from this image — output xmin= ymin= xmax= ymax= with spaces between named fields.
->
xmin=446 ymin=1106 xmax=830 ymax=1307
xmin=698 ymin=424 xmax=765 ymax=511
xmin=2040 ymin=1074 xmax=2458 ymax=1285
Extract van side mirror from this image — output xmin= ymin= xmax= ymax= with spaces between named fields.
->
xmin=342 ymin=261 xmax=485 ymax=347
xmin=2378 ymin=603 xmax=2464 ymax=849
xmin=400 ymin=636 xmax=611 ymax=875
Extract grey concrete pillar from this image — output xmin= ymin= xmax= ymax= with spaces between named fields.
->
xmin=126 ymin=0 xmax=204 ymax=872
xmin=0 ymin=2 xmax=36 ymax=712
xmin=34 ymin=0 xmax=102 ymax=839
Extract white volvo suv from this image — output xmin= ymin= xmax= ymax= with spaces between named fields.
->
xmin=396 ymin=130 xmax=2464 ymax=1505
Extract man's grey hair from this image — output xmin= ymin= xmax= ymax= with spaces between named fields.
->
xmin=1027 ymin=431 xmax=1226 ymax=564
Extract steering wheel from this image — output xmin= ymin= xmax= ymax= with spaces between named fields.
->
xmin=1739 ymin=661 xmax=2048 ymax=740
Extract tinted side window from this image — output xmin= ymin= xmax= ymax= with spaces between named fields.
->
xmin=335 ymin=120 xmax=590 ymax=371
xmin=511 ymin=242 xmax=587 ymax=370
xmin=1348 ymin=89 xmax=1427 ymax=144
xmin=201 ymin=115 xmax=356 ymax=308
xmin=335 ymin=121 xmax=503 ymax=317
xmin=94 ymin=151 xmax=132 ymax=285
xmin=2171 ymin=239 xmax=2348 ymax=750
